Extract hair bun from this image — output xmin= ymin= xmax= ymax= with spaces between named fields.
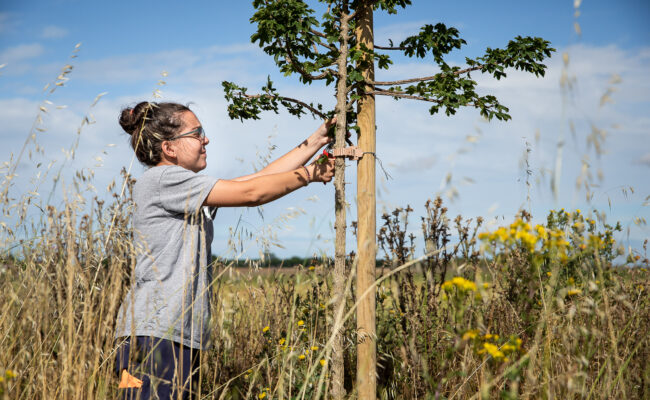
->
xmin=119 ymin=108 xmax=137 ymax=135
xmin=119 ymin=102 xmax=150 ymax=135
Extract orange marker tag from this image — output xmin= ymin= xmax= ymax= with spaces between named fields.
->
xmin=118 ymin=369 xmax=143 ymax=389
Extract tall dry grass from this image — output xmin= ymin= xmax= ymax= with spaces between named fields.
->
xmin=2 ymin=164 xmax=648 ymax=399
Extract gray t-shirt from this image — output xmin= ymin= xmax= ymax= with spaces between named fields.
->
xmin=115 ymin=165 xmax=219 ymax=350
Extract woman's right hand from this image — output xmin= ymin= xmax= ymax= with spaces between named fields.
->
xmin=309 ymin=158 xmax=335 ymax=184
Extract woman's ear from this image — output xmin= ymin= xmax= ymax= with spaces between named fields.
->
xmin=161 ymin=140 xmax=177 ymax=160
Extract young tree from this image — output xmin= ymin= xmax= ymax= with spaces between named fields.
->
xmin=223 ymin=1 xmax=554 ymax=397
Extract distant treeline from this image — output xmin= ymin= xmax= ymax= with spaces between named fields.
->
xmin=212 ymin=253 xmax=384 ymax=269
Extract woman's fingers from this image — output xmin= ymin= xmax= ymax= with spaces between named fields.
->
xmin=311 ymin=159 xmax=335 ymax=183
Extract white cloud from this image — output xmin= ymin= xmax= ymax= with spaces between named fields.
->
xmin=61 ymin=43 xmax=263 ymax=87
xmin=41 ymin=25 xmax=68 ymax=39
xmin=374 ymin=20 xmax=429 ymax=46
xmin=0 ymin=12 xmax=17 ymax=34
xmin=393 ymin=154 xmax=438 ymax=172
xmin=0 ymin=43 xmax=44 ymax=64
xmin=637 ymin=153 xmax=650 ymax=167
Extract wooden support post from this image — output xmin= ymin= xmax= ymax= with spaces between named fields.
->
xmin=355 ymin=2 xmax=376 ymax=399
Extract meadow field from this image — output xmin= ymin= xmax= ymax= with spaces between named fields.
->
xmin=1 ymin=176 xmax=648 ymax=399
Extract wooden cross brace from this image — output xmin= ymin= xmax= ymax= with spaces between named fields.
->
xmin=331 ymin=146 xmax=364 ymax=161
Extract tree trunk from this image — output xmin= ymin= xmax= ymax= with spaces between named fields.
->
xmin=355 ymin=2 xmax=377 ymax=399
xmin=330 ymin=4 xmax=351 ymax=399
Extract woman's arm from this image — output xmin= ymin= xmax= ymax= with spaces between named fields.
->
xmin=204 ymin=160 xmax=335 ymax=207
xmin=232 ymin=118 xmax=335 ymax=182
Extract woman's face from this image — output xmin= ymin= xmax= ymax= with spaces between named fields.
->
xmin=170 ymin=111 xmax=209 ymax=172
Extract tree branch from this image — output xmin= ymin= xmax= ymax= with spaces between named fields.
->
xmin=368 ymin=65 xmax=483 ymax=86
xmin=318 ymin=41 xmax=338 ymax=52
xmin=367 ymin=90 xmax=442 ymax=104
xmin=310 ymin=28 xmax=327 ymax=38
xmin=280 ymin=38 xmax=335 ymax=81
xmin=309 ymin=29 xmax=338 ymax=52
xmin=346 ymin=97 xmax=359 ymax=111
xmin=373 ymin=45 xmax=407 ymax=51
xmin=244 ymin=93 xmax=327 ymax=119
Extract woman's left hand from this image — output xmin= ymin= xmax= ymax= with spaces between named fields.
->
xmin=314 ymin=117 xmax=337 ymax=146
xmin=313 ymin=116 xmax=352 ymax=147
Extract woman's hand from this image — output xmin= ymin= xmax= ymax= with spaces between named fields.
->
xmin=313 ymin=117 xmax=337 ymax=147
xmin=308 ymin=158 xmax=335 ymax=184
xmin=313 ymin=116 xmax=353 ymax=148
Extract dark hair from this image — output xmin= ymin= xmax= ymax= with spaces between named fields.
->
xmin=119 ymin=102 xmax=192 ymax=166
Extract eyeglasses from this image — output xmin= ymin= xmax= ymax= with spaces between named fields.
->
xmin=170 ymin=126 xmax=206 ymax=142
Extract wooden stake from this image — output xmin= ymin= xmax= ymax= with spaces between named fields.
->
xmin=356 ymin=2 xmax=376 ymax=399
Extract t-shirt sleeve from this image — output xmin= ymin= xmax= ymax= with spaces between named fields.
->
xmin=158 ymin=166 xmax=219 ymax=215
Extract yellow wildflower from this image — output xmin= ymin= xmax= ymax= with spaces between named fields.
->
xmin=588 ymin=234 xmax=603 ymax=247
xmin=258 ymin=392 xmax=266 ymax=399
xmin=567 ymin=289 xmax=582 ymax=296
xmin=495 ymin=227 xmax=508 ymax=242
xmin=297 ymin=320 xmax=304 ymax=326
xmin=449 ymin=276 xmax=477 ymax=292
xmin=482 ymin=282 xmax=489 ymax=289
xmin=501 ymin=344 xmax=516 ymax=352
xmin=320 ymin=359 xmax=326 ymax=366
xmin=262 ymin=326 xmax=270 ymax=333
xmin=278 ymin=338 xmax=285 ymax=345
xmin=311 ymin=346 xmax=319 ymax=351
xmin=546 ymin=271 xmax=552 ymax=277
xmin=298 ymin=354 xmax=306 ymax=360
xmin=309 ymin=266 xmax=315 ymax=271
xmin=482 ymin=342 xmax=505 ymax=360
xmin=462 ymin=329 xmax=479 ymax=340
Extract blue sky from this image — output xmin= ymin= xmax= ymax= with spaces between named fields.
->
xmin=1 ymin=1 xmax=649 ymax=259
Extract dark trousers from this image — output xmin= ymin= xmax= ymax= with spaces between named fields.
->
xmin=115 ymin=336 xmax=200 ymax=400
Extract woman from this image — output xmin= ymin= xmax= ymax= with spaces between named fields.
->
xmin=114 ymin=101 xmax=335 ymax=399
